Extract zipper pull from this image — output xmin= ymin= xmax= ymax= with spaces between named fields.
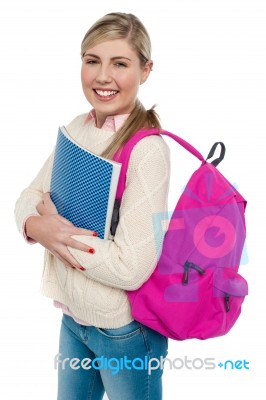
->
xmin=225 ymin=294 xmax=230 ymax=312
xmin=182 ymin=261 xmax=205 ymax=285
xmin=190 ymin=263 xmax=205 ymax=275
xmin=183 ymin=262 xmax=189 ymax=285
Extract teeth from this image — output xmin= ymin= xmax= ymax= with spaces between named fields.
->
xmin=95 ymin=90 xmax=117 ymax=97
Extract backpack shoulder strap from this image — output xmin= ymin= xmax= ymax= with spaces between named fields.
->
xmin=113 ymin=128 xmax=204 ymax=200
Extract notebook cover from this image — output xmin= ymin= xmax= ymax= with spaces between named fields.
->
xmin=50 ymin=126 xmax=121 ymax=239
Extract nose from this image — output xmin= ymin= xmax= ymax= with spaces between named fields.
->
xmin=95 ymin=64 xmax=112 ymax=85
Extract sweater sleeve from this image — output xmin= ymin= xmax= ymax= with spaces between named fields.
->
xmin=14 ymin=153 xmax=54 ymax=238
xmin=67 ymin=135 xmax=170 ymax=290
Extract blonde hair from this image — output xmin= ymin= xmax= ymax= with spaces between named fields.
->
xmin=81 ymin=12 xmax=161 ymax=159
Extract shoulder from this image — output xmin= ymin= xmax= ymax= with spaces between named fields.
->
xmin=65 ymin=113 xmax=90 ymax=133
xmin=130 ymin=134 xmax=170 ymax=165
xmin=123 ymin=133 xmax=171 ymax=194
xmin=127 ymin=133 xmax=170 ymax=178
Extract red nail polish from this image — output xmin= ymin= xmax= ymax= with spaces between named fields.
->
xmin=93 ymin=232 xmax=98 ymax=237
xmin=88 ymin=248 xmax=95 ymax=254
xmin=80 ymin=267 xmax=86 ymax=271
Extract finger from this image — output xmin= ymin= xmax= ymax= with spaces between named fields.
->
xmin=67 ymin=237 xmax=95 ymax=254
xmin=57 ymin=219 xmax=98 ymax=234
xmin=53 ymin=248 xmax=85 ymax=271
xmin=36 ymin=202 xmax=45 ymax=215
xmin=56 ymin=214 xmax=75 ymax=226
xmin=53 ymin=251 xmax=75 ymax=269
xmin=43 ymin=192 xmax=58 ymax=213
xmin=43 ymin=192 xmax=51 ymax=201
xmin=73 ymin=226 xmax=98 ymax=236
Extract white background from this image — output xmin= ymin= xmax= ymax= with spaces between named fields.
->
xmin=0 ymin=0 xmax=265 ymax=398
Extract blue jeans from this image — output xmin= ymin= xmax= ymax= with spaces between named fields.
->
xmin=57 ymin=314 xmax=168 ymax=400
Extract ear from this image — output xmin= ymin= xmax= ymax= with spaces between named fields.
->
xmin=140 ymin=60 xmax=153 ymax=85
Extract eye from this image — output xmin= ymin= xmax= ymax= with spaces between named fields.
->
xmin=84 ymin=59 xmax=98 ymax=65
xmin=114 ymin=62 xmax=127 ymax=68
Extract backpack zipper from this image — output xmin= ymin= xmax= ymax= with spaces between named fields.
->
xmin=224 ymin=294 xmax=230 ymax=312
xmin=183 ymin=261 xmax=205 ymax=285
xmin=183 ymin=263 xmax=231 ymax=312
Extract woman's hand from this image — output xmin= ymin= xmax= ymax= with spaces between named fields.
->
xmin=36 ymin=192 xmax=58 ymax=216
xmin=25 ymin=193 xmax=96 ymax=270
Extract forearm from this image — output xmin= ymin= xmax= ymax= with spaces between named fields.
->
xmin=14 ymin=153 xmax=54 ymax=237
xmin=24 ymin=215 xmax=44 ymax=241
xmin=68 ymin=226 xmax=164 ymax=290
xmin=15 ymin=189 xmax=42 ymax=237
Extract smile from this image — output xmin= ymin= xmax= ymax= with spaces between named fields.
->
xmin=94 ymin=90 xmax=118 ymax=97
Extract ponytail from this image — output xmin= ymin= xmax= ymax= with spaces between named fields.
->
xmin=100 ymin=100 xmax=161 ymax=160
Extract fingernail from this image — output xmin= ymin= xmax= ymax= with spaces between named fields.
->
xmin=93 ymin=232 xmax=98 ymax=237
xmin=80 ymin=267 xmax=86 ymax=271
xmin=88 ymin=248 xmax=95 ymax=254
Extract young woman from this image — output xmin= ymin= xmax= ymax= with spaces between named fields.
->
xmin=15 ymin=12 xmax=170 ymax=400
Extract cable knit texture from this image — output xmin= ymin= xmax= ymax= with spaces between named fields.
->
xmin=14 ymin=113 xmax=170 ymax=328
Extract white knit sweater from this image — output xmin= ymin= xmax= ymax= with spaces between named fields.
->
xmin=14 ymin=113 xmax=170 ymax=328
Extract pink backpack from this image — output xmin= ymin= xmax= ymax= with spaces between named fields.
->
xmin=112 ymin=129 xmax=248 ymax=340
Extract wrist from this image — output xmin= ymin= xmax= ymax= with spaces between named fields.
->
xmin=25 ymin=215 xmax=42 ymax=241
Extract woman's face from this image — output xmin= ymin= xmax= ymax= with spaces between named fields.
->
xmin=81 ymin=39 xmax=152 ymax=128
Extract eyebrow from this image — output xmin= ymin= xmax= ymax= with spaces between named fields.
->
xmin=83 ymin=53 xmax=132 ymax=61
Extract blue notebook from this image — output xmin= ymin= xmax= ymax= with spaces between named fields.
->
xmin=50 ymin=126 xmax=122 ymax=239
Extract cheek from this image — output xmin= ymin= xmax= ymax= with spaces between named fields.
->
xmin=81 ymin=66 xmax=92 ymax=87
xmin=118 ymin=73 xmax=141 ymax=93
